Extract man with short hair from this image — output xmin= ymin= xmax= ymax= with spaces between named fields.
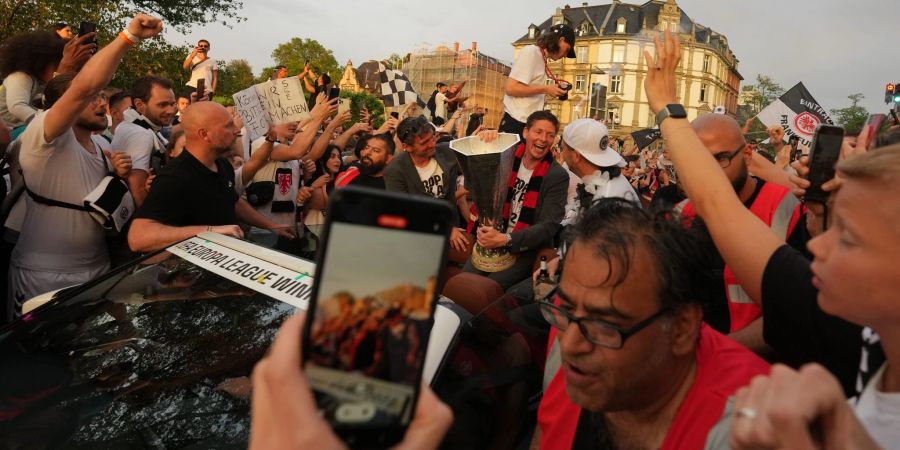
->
xmin=500 ymin=24 xmax=575 ymax=135
xmin=534 ymin=199 xmax=770 ymax=450
xmin=173 ymin=94 xmax=190 ymax=125
xmin=182 ymin=39 xmax=216 ymax=97
xmin=9 ymin=14 xmax=161 ymax=306
xmin=433 ymin=83 xmax=450 ymax=123
xmin=335 ymin=133 xmax=395 ymax=189
xmin=112 ymin=76 xmax=177 ymax=207
xmin=675 ymin=114 xmax=807 ymax=350
xmin=128 ymin=102 xmax=294 ymax=253
xmin=464 ymin=110 xmax=569 ymax=290
xmin=106 ymin=91 xmax=131 ymax=136
xmin=387 ymin=115 xmax=469 ymax=253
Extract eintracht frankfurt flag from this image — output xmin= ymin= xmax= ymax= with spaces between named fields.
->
xmin=757 ymin=82 xmax=835 ymax=147
xmin=378 ymin=63 xmax=426 ymax=108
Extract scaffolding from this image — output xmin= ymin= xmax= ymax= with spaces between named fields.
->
xmin=404 ymin=42 xmax=511 ymax=130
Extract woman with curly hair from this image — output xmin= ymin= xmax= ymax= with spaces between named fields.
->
xmin=302 ymin=144 xmax=343 ymax=228
xmin=0 ymin=30 xmax=66 ymax=138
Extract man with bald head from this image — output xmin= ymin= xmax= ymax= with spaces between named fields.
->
xmin=128 ymin=102 xmax=294 ymax=253
xmin=676 ymin=113 xmax=807 ymax=353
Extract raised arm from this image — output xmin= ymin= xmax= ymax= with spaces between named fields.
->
xmin=242 ymin=129 xmax=276 ymax=185
xmin=270 ymin=94 xmax=336 ymax=161
xmin=643 ymin=30 xmax=783 ymax=305
xmin=307 ymin=110 xmax=351 ymax=162
xmin=44 ymin=15 xmax=163 ymax=142
xmin=182 ymin=46 xmax=199 ymax=70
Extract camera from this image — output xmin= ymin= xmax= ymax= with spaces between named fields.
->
xmin=558 ymin=81 xmax=572 ymax=101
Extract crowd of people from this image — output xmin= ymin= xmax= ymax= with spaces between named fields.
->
xmin=2 ymin=13 xmax=900 ymax=450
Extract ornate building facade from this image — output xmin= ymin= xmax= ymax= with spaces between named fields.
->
xmin=512 ymin=0 xmax=742 ymax=135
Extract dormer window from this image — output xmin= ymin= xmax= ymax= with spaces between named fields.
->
xmin=616 ymin=18 xmax=626 ymax=33
xmin=579 ymin=21 xmax=591 ymax=36
xmin=528 ymin=25 xmax=537 ymax=38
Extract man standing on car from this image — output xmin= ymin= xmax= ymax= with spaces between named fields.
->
xmin=499 ymin=24 xmax=575 ymax=136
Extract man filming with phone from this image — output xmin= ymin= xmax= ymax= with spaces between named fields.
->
xmin=183 ymin=39 xmax=216 ymax=98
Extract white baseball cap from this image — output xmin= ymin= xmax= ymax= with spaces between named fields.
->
xmin=562 ymin=119 xmax=625 ymax=168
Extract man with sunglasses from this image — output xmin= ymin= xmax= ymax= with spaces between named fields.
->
xmin=534 ymin=199 xmax=769 ymax=450
xmin=183 ymin=39 xmax=216 ymax=98
xmin=674 ymin=114 xmax=807 ymax=352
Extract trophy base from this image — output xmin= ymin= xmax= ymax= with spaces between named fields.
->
xmin=471 ymin=244 xmax=517 ymax=273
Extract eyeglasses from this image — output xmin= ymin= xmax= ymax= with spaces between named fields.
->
xmin=89 ymin=93 xmax=108 ymax=104
xmin=537 ymin=286 xmax=672 ymax=349
xmin=713 ymin=143 xmax=746 ymax=168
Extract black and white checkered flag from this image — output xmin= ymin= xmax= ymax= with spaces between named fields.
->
xmin=378 ymin=63 xmax=426 ymax=108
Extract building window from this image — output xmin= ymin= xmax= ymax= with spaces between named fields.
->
xmin=703 ymin=54 xmax=711 ymax=73
xmin=576 ymin=46 xmax=588 ymax=63
xmin=616 ymin=18 xmax=626 ymax=33
xmin=575 ymin=75 xmax=586 ymax=92
xmin=669 ymin=21 xmax=679 ymax=33
xmin=528 ymin=27 xmax=536 ymax=39
xmin=700 ymin=83 xmax=708 ymax=102
xmin=579 ymin=21 xmax=591 ymax=36
xmin=610 ymin=75 xmax=622 ymax=94
xmin=612 ymin=45 xmax=625 ymax=63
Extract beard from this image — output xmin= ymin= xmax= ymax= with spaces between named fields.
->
xmin=76 ymin=116 xmax=108 ymax=132
xmin=360 ymin=158 xmax=385 ymax=176
xmin=731 ymin=159 xmax=749 ymax=194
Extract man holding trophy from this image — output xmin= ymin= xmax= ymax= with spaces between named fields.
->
xmin=455 ymin=111 xmax=569 ymax=290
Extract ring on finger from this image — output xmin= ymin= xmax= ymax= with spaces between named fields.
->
xmin=735 ymin=407 xmax=757 ymax=420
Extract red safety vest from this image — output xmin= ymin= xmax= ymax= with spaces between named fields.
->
xmin=537 ymin=325 xmax=770 ymax=450
xmin=334 ymin=167 xmax=360 ymax=188
xmin=677 ymin=181 xmax=803 ymax=332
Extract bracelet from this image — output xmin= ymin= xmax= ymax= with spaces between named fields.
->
xmin=118 ymin=32 xmax=136 ymax=46
xmin=122 ymin=29 xmax=142 ymax=44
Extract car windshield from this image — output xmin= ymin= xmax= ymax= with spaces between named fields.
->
xmin=0 ymin=233 xmax=314 ymax=448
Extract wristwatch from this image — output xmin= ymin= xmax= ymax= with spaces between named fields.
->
xmin=656 ymin=104 xmax=687 ymax=125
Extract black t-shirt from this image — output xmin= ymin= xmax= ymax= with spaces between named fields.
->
xmin=762 ymin=245 xmax=884 ymax=397
xmin=134 ymin=150 xmax=239 ymax=226
xmin=347 ymin=174 xmax=386 ymax=190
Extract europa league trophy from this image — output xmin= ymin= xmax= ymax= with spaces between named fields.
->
xmin=451 ymin=133 xmax=521 ymax=272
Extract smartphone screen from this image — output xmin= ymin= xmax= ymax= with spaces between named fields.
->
xmin=195 ymin=78 xmax=206 ymax=100
xmin=804 ymin=125 xmax=845 ymax=203
xmin=79 ymin=21 xmax=96 ymax=43
xmin=329 ymin=86 xmax=341 ymax=101
xmin=303 ymin=187 xmax=453 ymax=447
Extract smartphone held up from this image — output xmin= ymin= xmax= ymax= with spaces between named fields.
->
xmin=803 ymin=124 xmax=845 ymax=204
xmin=302 ymin=187 xmax=454 ymax=448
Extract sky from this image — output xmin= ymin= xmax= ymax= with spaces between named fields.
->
xmin=169 ymin=0 xmax=899 ymax=114
xmin=317 ymin=223 xmax=444 ymax=301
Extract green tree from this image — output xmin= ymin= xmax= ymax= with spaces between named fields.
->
xmin=340 ymin=90 xmax=385 ymax=129
xmin=740 ymin=75 xmax=784 ymax=116
xmin=216 ymin=59 xmax=255 ymax=100
xmin=829 ymin=93 xmax=868 ymax=133
xmin=0 ymin=0 xmax=245 ymax=40
xmin=110 ymin=38 xmax=189 ymax=92
xmin=266 ymin=37 xmax=341 ymax=84
xmin=384 ymin=53 xmax=404 ymax=70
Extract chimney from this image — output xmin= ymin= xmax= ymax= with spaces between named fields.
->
xmin=471 ymin=41 xmax=478 ymax=52
xmin=453 ymin=42 xmax=460 ymax=52
xmin=582 ymin=2 xmax=588 ymax=6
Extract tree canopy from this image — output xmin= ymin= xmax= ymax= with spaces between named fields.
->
xmin=829 ymin=93 xmax=868 ymax=133
xmin=259 ymin=37 xmax=341 ymax=84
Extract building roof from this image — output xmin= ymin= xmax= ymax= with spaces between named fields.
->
xmin=514 ymin=0 xmax=738 ymax=71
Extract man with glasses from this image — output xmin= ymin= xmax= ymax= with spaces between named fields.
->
xmin=183 ymin=39 xmax=217 ymax=98
xmin=9 ymin=14 xmax=161 ymax=311
xmin=674 ymin=114 xmax=807 ymax=349
xmin=533 ymin=198 xmax=769 ymax=450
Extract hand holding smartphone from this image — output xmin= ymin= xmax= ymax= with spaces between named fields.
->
xmin=803 ymin=124 xmax=845 ymax=203
xmin=195 ymin=78 xmax=206 ymax=101
xmin=79 ymin=21 xmax=96 ymax=44
xmin=328 ymin=86 xmax=341 ymax=101
xmin=302 ymin=187 xmax=454 ymax=449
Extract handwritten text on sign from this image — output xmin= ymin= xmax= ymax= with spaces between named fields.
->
xmin=167 ymin=237 xmax=315 ymax=309
xmin=233 ymin=78 xmax=311 ymax=142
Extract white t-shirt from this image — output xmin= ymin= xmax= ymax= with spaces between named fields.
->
xmin=854 ymin=363 xmax=900 ymax=449
xmin=507 ymin=166 xmax=534 ymax=233
xmin=111 ymin=115 xmax=167 ymax=173
xmin=504 ymin=45 xmax=546 ymax=123
xmin=12 ymin=112 xmax=112 ymax=272
xmin=248 ymin=137 xmax=300 ymax=226
xmin=434 ymin=92 xmax=449 ymax=120
xmin=187 ymin=56 xmax=217 ymax=89
xmin=416 ymin=158 xmax=445 ymax=199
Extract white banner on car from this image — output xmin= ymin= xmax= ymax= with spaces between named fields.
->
xmin=167 ymin=236 xmax=314 ymax=309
